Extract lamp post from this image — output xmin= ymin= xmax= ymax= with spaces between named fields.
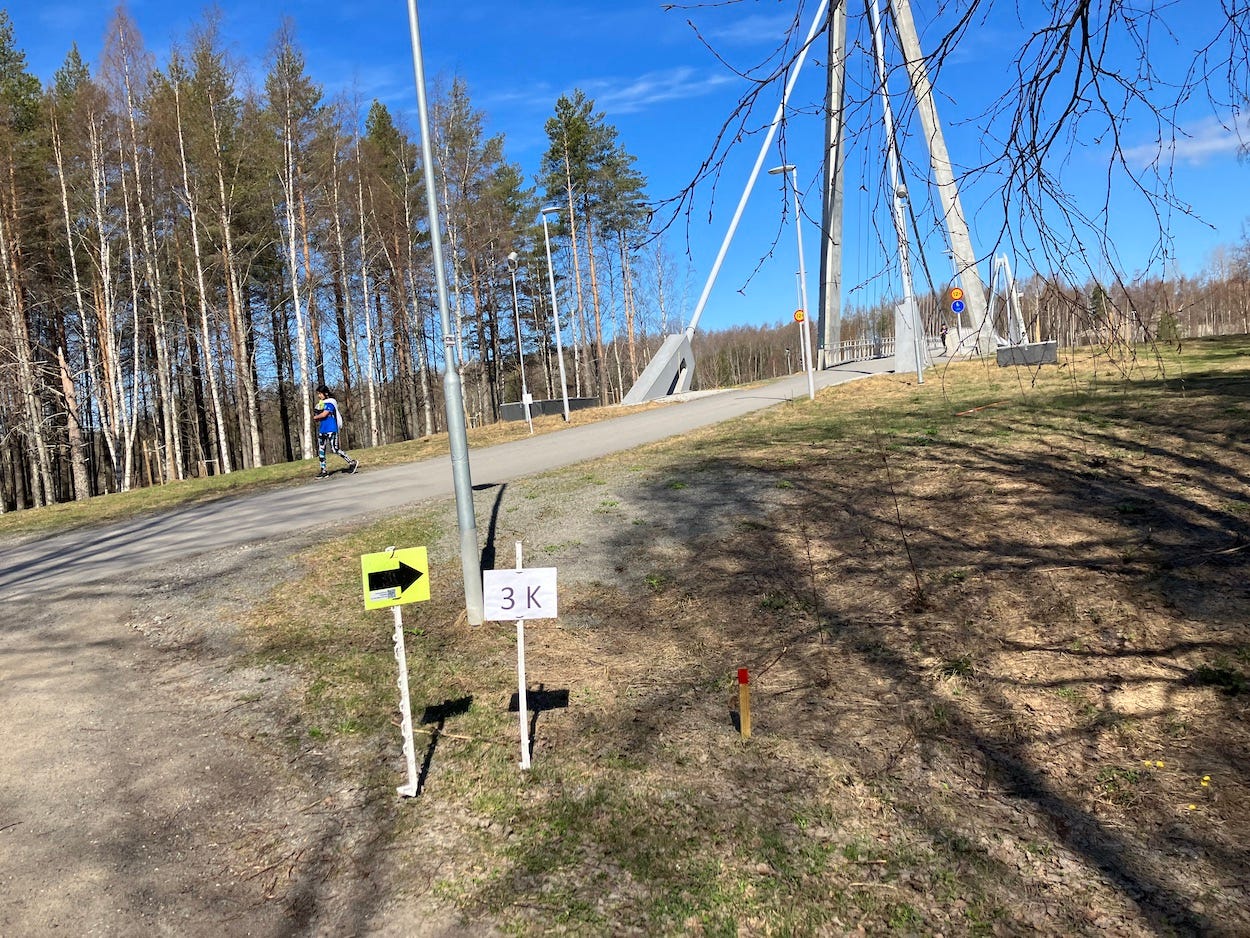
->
xmin=506 ymin=251 xmax=533 ymax=433
xmin=404 ymin=0 xmax=482 ymax=625
xmin=539 ymin=206 xmax=571 ymax=421
xmin=769 ymin=163 xmax=816 ymax=400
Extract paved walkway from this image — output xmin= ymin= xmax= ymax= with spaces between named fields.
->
xmin=0 ymin=359 xmax=897 ymax=601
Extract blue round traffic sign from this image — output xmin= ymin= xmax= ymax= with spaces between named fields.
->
xmin=951 ymin=299 xmax=966 ymax=314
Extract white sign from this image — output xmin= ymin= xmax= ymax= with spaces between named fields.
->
xmin=483 ymin=567 xmax=558 ymax=621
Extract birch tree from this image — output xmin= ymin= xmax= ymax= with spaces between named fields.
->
xmin=265 ymin=25 xmax=322 ymax=460
xmin=162 ymin=54 xmax=233 ymax=474
xmin=189 ymin=23 xmax=262 ymax=468
xmin=0 ymin=12 xmax=53 ymax=505
xmin=46 ymin=46 xmax=96 ymax=498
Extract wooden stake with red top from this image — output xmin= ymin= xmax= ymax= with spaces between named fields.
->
xmin=738 ymin=668 xmax=751 ymax=739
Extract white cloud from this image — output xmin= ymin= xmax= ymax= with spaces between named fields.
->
xmin=475 ymin=66 xmax=739 ymax=121
xmin=1124 ymin=115 xmax=1249 ymax=168
xmin=703 ymin=13 xmax=798 ymax=46
xmin=589 ymin=67 xmax=739 ymax=115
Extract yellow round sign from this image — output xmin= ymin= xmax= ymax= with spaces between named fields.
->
xmin=949 ymin=287 xmax=965 ymax=301
xmin=794 ymin=309 xmax=805 ymax=322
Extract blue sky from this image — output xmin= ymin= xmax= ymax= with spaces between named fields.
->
xmin=9 ymin=1 xmax=1249 ymax=334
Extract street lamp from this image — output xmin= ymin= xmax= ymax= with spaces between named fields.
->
xmin=769 ymin=163 xmax=816 ymax=400
xmin=506 ymin=251 xmax=533 ymax=433
xmin=405 ymin=0 xmax=482 ymax=626
xmin=539 ymin=206 xmax=571 ymax=421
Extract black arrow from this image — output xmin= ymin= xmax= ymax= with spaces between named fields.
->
xmin=368 ymin=561 xmax=424 ymax=595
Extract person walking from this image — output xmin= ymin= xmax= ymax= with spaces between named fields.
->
xmin=314 ymin=384 xmax=359 ymax=478
xmin=940 ymin=322 xmax=949 ymax=353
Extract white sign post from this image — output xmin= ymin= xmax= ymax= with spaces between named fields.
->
xmin=360 ymin=546 xmax=431 ymax=798
xmin=483 ymin=542 xmax=558 ymax=770
xmin=391 ymin=605 xmax=420 ymax=797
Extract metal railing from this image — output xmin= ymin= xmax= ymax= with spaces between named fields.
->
xmin=823 ymin=335 xmax=949 ymax=366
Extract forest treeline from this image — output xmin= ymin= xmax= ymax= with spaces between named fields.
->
xmin=1 ymin=10 xmax=1247 ymax=514
xmin=0 ymin=8 xmax=680 ymax=511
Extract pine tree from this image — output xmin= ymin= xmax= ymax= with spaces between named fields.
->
xmin=541 ymin=90 xmax=648 ymax=401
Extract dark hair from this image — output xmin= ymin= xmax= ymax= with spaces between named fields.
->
xmin=317 ymin=384 xmax=330 ymax=395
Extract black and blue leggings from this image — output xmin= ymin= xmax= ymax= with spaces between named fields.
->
xmin=318 ymin=432 xmax=350 ymax=468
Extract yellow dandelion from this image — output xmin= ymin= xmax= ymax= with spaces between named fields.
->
xmin=1155 ymin=760 xmax=1164 ymax=768
xmin=1188 ymin=804 xmax=1197 ymax=810
xmin=1201 ymin=776 xmax=1210 ymax=787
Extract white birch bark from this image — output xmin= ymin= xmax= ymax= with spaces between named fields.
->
xmin=116 ymin=50 xmax=180 ymax=483
xmin=115 ymin=127 xmax=145 ymax=489
xmin=174 ymin=81 xmax=233 ymax=474
xmin=206 ymin=81 xmax=261 ymax=469
xmin=49 ymin=105 xmax=103 ymax=496
xmin=0 ymin=202 xmax=53 ymax=505
xmin=85 ymin=112 xmax=125 ymax=488
xmin=355 ymin=139 xmax=381 ymax=446
xmin=328 ymin=149 xmax=363 ymax=449
xmin=276 ymin=84 xmax=313 ymax=459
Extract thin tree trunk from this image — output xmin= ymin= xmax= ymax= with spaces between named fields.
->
xmin=118 ymin=55 xmax=181 ymax=483
xmin=115 ymin=126 xmax=147 ymax=490
xmin=207 ymin=80 xmax=261 ymax=469
xmin=174 ymin=82 xmax=232 ymax=474
xmin=620 ymin=231 xmax=639 ymax=381
xmin=400 ymin=173 xmax=436 ymax=437
xmin=86 ymin=115 xmax=125 ymax=489
xmin=49 ymin=108 xmax=100 ymax=498
xmin=297 ymin=176 xmax=325 ymax=389
xmin=355 ymin=141 xmax=381 ymax=446
xmin=0 ymin=200 xmax=53 ymax=505
xmin=278 ymin=100 xmax=313 ymax=460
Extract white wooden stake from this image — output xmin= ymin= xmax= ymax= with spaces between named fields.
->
xmin=392 ymin=605 xmax=420 ymax=796
xmin=515 ymin=540 xmax=531 ymax=770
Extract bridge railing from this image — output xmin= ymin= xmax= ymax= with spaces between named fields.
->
xmin=823 ymin=335 xmax=948 ymax=366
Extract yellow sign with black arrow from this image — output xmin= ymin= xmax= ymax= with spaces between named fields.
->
xmin=361 ymin=547 xmax=430 ymax=610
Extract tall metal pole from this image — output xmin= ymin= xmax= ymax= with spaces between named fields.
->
xmin=889 ymin=0 xmax=989 ymax=354
xmin=790 ymin=165 xmax=816 ymax=400
xmin=540 ymin=208 xmax=571 ymax=422
xmin=772 ymin=164 xmax=816 ymax=400
xmin=506 ymin=252 xmax=533 ymax=434
xmin=683 ymin=0 xmax=830 ymax=339
xmin=405 ymin=0 xmax=483 ymax=625
xmin=818 ymin=0 xmax=848 ymax=367
xmin=868 ymin=0 xmax=925 ymax=384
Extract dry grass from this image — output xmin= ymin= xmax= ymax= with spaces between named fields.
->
xmin=248 ymin=337 xmax=1250 ymax=935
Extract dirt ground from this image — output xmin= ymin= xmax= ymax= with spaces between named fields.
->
xmin=2 ymin=355 xmax=1248 ymax=936
xmin=0 ymin=530 xmax=439 ymax=936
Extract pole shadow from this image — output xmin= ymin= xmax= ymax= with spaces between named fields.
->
xmin=416 ymin=696 xmax=473 ymax=796
xmin=508 ymin=684 xmax=570 ymax=760
xmin=474 ymin=482 xmax=506 ymax=573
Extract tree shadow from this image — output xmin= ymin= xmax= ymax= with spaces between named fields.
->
xmin=560 ymin=368 xmax=1250 ymax=930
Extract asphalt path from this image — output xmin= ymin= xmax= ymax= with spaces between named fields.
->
xmin=0 ymin=361 xmax=893 ymax=602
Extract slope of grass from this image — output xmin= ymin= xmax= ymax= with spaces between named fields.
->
xmin=241 ymin=336 xmax=1250 ymax=935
